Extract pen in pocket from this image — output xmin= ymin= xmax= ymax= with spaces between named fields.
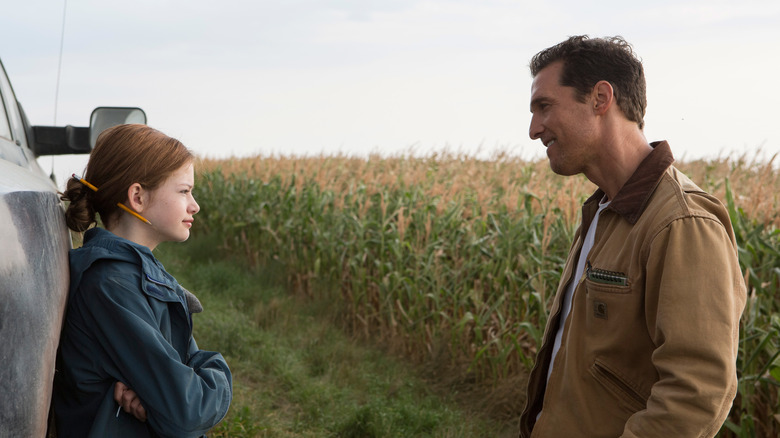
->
xmin=586 ymin=261 xmax=628 ymax=286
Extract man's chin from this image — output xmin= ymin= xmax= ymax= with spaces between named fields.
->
xmin=548 ymin=161 xmax=578 ymax=177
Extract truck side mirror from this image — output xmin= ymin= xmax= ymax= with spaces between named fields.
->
xmin=89 ymin=107 xmax=147 ymax=149
xmin=31 ymin=107 xmax=146 ymax=156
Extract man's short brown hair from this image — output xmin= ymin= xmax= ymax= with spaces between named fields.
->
xmin=530 ymin=35 xmax=647 ymax=129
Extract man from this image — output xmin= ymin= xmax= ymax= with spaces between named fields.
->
xmin=519 ymin=35 xmax=746 ymax=437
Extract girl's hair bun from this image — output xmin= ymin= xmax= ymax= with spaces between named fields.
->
xmin=61 ymin=176 xmax=96 ymax=232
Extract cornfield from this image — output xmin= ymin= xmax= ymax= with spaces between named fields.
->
xmin=192 ymin=151 xmax=780 ymax=437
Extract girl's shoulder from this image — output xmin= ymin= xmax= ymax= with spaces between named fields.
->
xmin=72 ymin=258 xmax=144 ymax=305
xmin=81 ymin=256 xmax=142 ymax=283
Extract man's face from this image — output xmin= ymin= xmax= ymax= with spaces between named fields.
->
xmin=529 ymin=61 xmax=598 ymax=176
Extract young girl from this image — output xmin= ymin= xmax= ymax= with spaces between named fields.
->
xmin=54 ymin=124 xmax=232 ymax=437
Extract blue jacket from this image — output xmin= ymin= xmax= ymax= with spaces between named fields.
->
xmin=53 ymin=228 xmax=232 ymax=437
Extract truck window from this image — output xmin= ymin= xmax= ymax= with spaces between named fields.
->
xmin=0 ymin=90 xmax=11 ymax=141
xmin=0 ymin=91 xmax=21 ymax=165
xmin=0 ymin=65 xmax=28 ymax=166
xmin=0 ymin=95 xmax=26 ymax=166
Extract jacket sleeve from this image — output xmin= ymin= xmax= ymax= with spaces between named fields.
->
xmin=73 ymin=271 xmax=232 ymax=438
xmin=621 ymin=216 xmax=745 ymax=437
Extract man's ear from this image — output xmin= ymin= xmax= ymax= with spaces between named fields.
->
xmin=126 ymin=183 xmax=147 ymax=213
xmin=592 ymin=80 xmax=614 ymax=116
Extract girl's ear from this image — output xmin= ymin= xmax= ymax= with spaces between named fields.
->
xmin=126 ymin=183 xmax=147 ymax=213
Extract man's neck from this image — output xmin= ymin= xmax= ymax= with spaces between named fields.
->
xmin=584 ymin=128 xmax=652 ymax=200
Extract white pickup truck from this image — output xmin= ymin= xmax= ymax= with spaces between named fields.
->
xmin=0 ymin=57 xmax=144 ymax=437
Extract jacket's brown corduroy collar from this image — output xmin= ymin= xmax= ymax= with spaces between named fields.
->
xmin=583 ymin=141 xmax=675 ymax=226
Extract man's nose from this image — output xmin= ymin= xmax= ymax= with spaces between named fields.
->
xmin=529 ymin=115 xmax=543 ymax=140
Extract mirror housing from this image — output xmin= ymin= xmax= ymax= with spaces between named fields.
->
xmin=30 ymin=125 xmax=91 ymax=156
xmin=89 ymin=107 xmax=147 ymax=149
xmin=31 ymin=107 xmax=146 ymax=156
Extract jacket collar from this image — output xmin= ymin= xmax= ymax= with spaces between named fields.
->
xmin=72 ymin=228 xmax=181 ymax=302
xmin=582 ymin=140 xmax=675 ymax=228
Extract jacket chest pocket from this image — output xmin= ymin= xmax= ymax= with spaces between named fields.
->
xmin=583 ymin=277 xmax=633 ymax=316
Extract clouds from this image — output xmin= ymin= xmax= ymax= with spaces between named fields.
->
xmin=1 ymin=0 xmax=779 ymax=188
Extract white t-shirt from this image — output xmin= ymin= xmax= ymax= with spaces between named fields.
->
xmin=545 ymin=196 xmax=611 ymax=383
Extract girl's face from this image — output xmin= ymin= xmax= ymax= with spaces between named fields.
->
xmin=142 ymin=162 xmax=199 ymax=247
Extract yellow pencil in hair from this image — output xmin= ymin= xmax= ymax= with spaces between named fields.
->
xmin=117 ymin=202 xmax=152 ymax=225
xmin=73 ymin=174 xmax=98 ymax=192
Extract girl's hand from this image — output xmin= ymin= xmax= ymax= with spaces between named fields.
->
xmin=114 ymin=381 xmax=148 ymax=422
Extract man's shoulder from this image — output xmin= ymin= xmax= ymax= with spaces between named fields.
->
xmin=645 ymin=165 xmax=730 ymax=226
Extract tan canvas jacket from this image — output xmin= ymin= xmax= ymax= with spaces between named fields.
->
xmin=519 ymin=141 xmax=746 ymax=438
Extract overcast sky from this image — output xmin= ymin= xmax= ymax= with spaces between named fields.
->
xmin=1 ymin=0 xmax=779 ymax=187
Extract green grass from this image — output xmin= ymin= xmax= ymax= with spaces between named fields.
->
xmin=155 ymin=234 xmax=515 ymax=437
